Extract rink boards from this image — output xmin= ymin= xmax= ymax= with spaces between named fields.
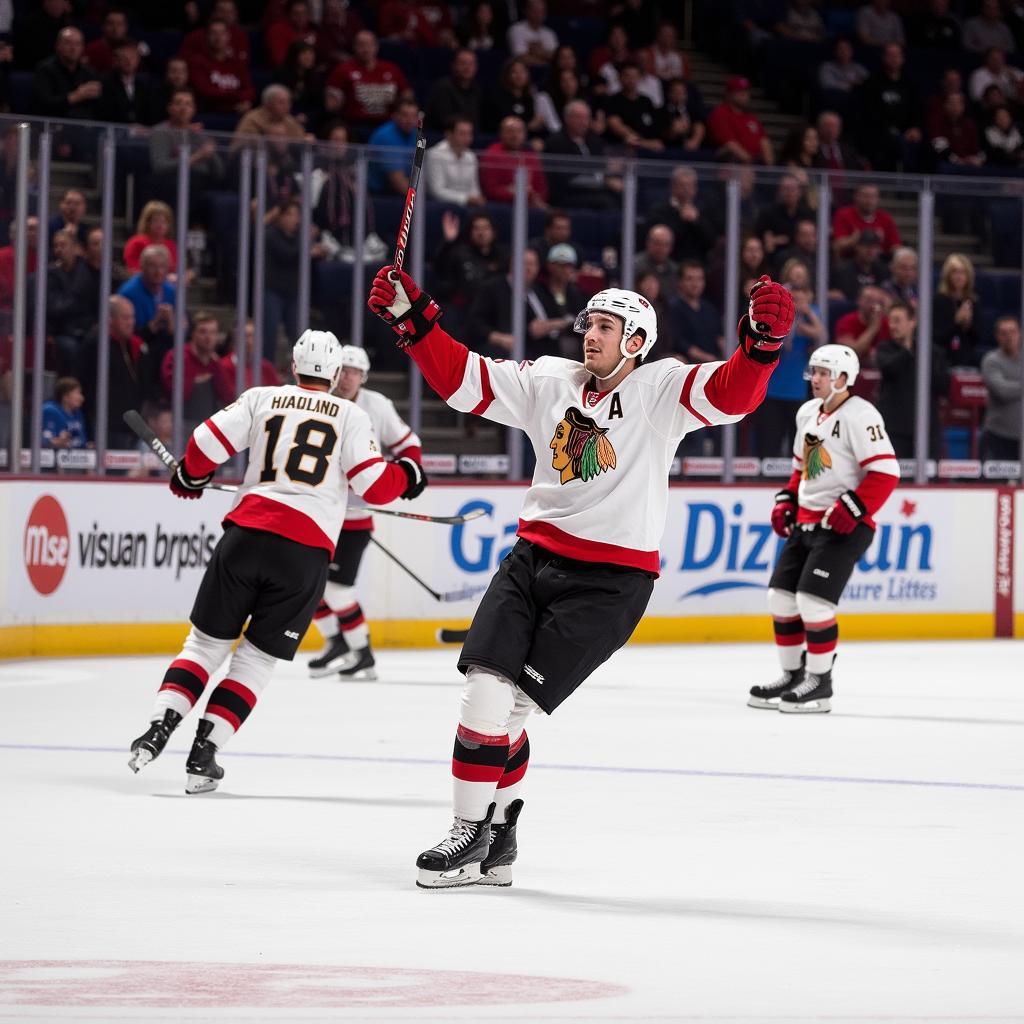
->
xmin=0 ymin=479 xmax=1020 ymax=657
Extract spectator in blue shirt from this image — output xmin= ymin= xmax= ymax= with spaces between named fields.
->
xmin=42 ymin=376 xmax=89 ymax=449
xmin=367 ymin=97 xmax=420 ymax=194
xmin=117 ymin=244 xmax=177 ymax=334
xmin=668 ymin=260 xmax=723 ymax=363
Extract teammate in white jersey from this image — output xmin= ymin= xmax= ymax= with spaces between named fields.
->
xmin=369 ymin=264 xmax=796 ymax=887
xmin=308 ymin=345 xmax=425 ymax=680
xmin=127 ymin=330 xmax=425 ymax=793
xmin=748 ymin=344 xmax=900 ymax=714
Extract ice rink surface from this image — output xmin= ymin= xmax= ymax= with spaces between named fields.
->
xmin=1 ymin=639 xmax=1022 ymax=1023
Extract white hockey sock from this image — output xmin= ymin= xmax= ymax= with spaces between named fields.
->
xmin=152 ymin=627 xmax=234 ymax=721
xmin=201 ymin=639 xmax=277 ymax=749
xmin=325 ymin=582 xmax=370 ymax=650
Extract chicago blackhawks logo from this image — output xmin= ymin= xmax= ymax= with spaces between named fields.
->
xmin=802 ymin=433 xmax=832 ymax=480
xmin=549 ymin=407 xmax=617 ymax=485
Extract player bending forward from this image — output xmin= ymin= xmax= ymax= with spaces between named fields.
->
xmin=749 ymin=344 xmax=899 ymax=714
xmin=368 ymin=266 xmax=795 ymax=887
xmin=127 ymin=331 xmax=425 ymax=793
xmin=308 ymin=345 xmax=426 ymax=681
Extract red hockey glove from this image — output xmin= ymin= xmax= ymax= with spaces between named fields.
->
xmin=367 ymin=266 xmax=442 ymax=346
xmin=771 ymin=488 xmax=798 ymax=538
xmin=169 ymin=463 xmax=212 ymax=500
xmin=823 ymin=489 xmax=867 ymax=534
xmin=396 ymin=456 xmax=428 ymax=500
xmin=737 ymin=275 xmax=796 ymax=364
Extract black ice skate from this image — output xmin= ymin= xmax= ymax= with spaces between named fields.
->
xmin=779 ymin=669 xmax=832 ymax=714
xmin=415 ymin=803 xmax=494 ymax=889
xmin=128 ymin=709 xmax=182 ymax=773
xmin=308 ymin=633 xmax=350 ymax=677
xmin=479 ymin=799 xmax=524 ymax=887
xmin=185 ymin=720 xmax=225 ymax=794
xmin=748 ymin=661 xmax=805 ymax=709
xmin=336 ymin=645 xmax=377 ymax=681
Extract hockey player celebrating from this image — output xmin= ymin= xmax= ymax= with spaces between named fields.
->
xmin=127 ymin=330 xmax=426 ymax=793
xmin=749 ymin=343 xmax=899 ymax=714
xmin=368 ymin=265 xmax=795 ymax=887
xmin=308 ymin=345 xmax=425 ymax=681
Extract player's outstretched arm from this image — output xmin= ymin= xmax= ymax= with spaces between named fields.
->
xmin=342 ymin=404 xmax=427 ymax=505
xmin=170 ymin=394 xmax=256 ymax=500
xmin=368 ymin=265 xmax=535 ymax=429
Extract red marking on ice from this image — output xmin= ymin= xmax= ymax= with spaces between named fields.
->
xmin=0 ymin=961 xmax=628 ymax=1009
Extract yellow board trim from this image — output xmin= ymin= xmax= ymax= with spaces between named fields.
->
xmin=0 ymin=612 xmax=1001 ymax=660
xmin=1015 ymin=613 xmax=1024 ymax=639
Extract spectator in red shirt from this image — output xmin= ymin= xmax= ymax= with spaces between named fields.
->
xmin=216 ymin=319 xmax=281 ymax=398
xmin=835 ymin=284 xmax=892 ymax=361
xmin=180 ymin=0 xmax=251 ymax=66
xmin=0 ymin=215 xmax=39 ymax=312
xmin=161 ymin=311 xmax=235 ymax=433
xmin=123 ymin=202 xmax=179 ymax=277
xmin=83 ymin=8 xmax=132 ymax=75
xmin=927 ymin=91 xmax=985 ymax=167
xmin=317 ymin=0 xmax=365 ymax=65
xmin=325 ymin=30 xmax=413 ymax=132
xmin=707 ymin=76 xmax=774 ymax=164
xmin=264 ymin=0 xmax=319 ymax=69
xmin=188 ymin=18 xmax=255 ymax=115
xmin=479 ymin=115 xmax=549 ymax=208
xmin=379 ymin=0 xmax=456 ymax=48
xmin=832 ymin=183 xmax=902 ymax=258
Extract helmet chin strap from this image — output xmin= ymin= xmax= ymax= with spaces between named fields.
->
xmin=592 ymin=334 xmax=637 ymax=382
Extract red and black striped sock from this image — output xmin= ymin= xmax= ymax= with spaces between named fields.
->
xmin=804 ymin=618 xmax=838 ymax=674
xmin=203 ymin=679 xmax=258 ymax=749
xmin=773 ymin=614 xmax=806 ymax=671
xmin=452 ymin=724 xmax=509 ymax=822
xmin=494 ymin=730 xmax=529 ymax=819
xmin=154 ymin=658 xmax=209 ymax=719
xmin=337 ymin=602 xmax=369 ymax=650
xmin=313 ymin=600 xmax=339 ymax=639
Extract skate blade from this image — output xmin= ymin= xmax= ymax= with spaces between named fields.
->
xmin=779 ymin=698 xmax=831 ymax=714
xmin=185 ymin=774 xmax=221 ymax=794
xmin=337 ymin=668 xmax=377 ymax=682
xmin=747 ymin=695 xmax=782 ymax=709
xmin=415 ymin=863 xmax=483 ymax=889
xmin=309 ymin=662 xmax=347 ymax=678
xmin=477 ymin=864 xmax=513 ymax=887
xmin=127 ymin=747 xmax=154 ymax=773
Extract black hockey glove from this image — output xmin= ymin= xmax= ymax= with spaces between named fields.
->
xmin=169 ymin=463 xmax=212 ymax=501
xmin=397 ymin=457 xmax=428 ymax=500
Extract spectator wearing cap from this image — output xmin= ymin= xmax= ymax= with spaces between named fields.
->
xmin=928 ymin=91 xmax=985 ymax=167
xmin=425 ymin=117 xmax=484 ymax=206
xmin=100 ymin=39 xmax=161 ymax=125
xmin=964 ymin=0 xmax=1016 ymax=53
xmin=42 ymin=377 xmax=88 ymax=450
xmin=508 ymin=0 xmax=559 ymax=67
xmin=980 ymin=316 xmax=1022 ymax=461
xmin=668 ymin=260 xmax=723 ymax=364
xmin=856 ymin=0 xmax=905 ymax=48
xmin=968 ymin=48 xmax=1024 ymax=106
xmin=605 ymin=62 xmax=666 ymax=153
xmin=368 ymin=98 xmax=421 ymax=195
xmin=480 ymin=116 xmax=549 ymax=208
xmin=829 ymin=229 xmax=890 ymax=301
xmin=707 ymin=76 xmax=774 ymax=165
xmin=544 ymin=101 xmax=620 ymax=210
xmin=645 ymin=167 xmax=713 ymax=263
xmin=540 ymin=243 xmax=586 ymax=356
xmin=634 ymin=225 xmax=679 ymax=308
xmin=835 ymin=284 xmax=891 ymax=361
xmin=189 ymin=17 xmax=255 ymax=114
xmin=325 ymin=30 xmax=413 ymax=132
xmin=832 ymin=184 xmax=901 ymax=259
xmin=425 ymin=49 xmax=483 ymax=132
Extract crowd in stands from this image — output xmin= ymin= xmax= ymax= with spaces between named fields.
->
xmin=0 ymin=0 xmax=1020 ymax=466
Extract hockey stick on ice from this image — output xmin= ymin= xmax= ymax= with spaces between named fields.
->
xmin=123 ymin=409 xmax=486 ymax=525
xmin=437 ymin=627 xmax=470 ymax=644
xmin=369 ymin=535 xmax=486 ymax=603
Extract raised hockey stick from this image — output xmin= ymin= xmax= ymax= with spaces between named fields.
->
xmin=388 ymin=114 xmax=426 ymax=283
xmin=369 ymin=535 xmax=486 ymax=603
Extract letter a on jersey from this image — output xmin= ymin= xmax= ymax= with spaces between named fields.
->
xmin=802 ymin=433 xmax=832 ymax=480
xmin=549 ymin=407 xmax=617 ymax=485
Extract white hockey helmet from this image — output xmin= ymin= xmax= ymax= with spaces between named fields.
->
xmin=805 ymin=343 xmax=860 ymax=388
xmin=339 ymin=344 xmax=370 ymax=382
xmin=292 ymin=329 xmax=343 ymax=387
xmin=574 ymin=288 xmax=659 ymax=369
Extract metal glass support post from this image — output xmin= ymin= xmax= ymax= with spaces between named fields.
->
xmin=619 ymin=160 xmax=637 ymax=290
xmin=29 ymin=128 xmax=51 ymax=474
xmin=814 ymin=171 xmax=831 ymax=312
xmin=252 ymin=144 xmax=268 ymax=387
xmin=94 ymin=128 xmax=116 ymax=473
xmin=720 ymin=174 xmax=741 ymax=483
xmin=350 ymin=156 xmax=368 ymax=348
xmin=234 ymin=146 xmax=252 ymax=401
xmin=297 ymin=143 xmax=313 ymax=333
xmin=914 ymin=187 xmax=935 ymax=485
xmin=509 ymin=164 xmax=529 ymax=480
xmin=171 ymin=135 xmax=191 ymax=457
xmin=8 ymin=122 xmax=31 ymax=472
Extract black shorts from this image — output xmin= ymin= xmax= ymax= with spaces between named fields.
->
xmin=191 ymin=524 xmax=329 ymax=660
xmin=328 ymin=528 xmax=371 ymax=586
xmin=458 ymin=539 xmax=655 ymax=714
xmin=768 ymin=522 xmax=874 ymax=605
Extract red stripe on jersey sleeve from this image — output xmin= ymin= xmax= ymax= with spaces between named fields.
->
xmin=346 ymin=456 xmax=385 ymax=480
xmin=205 ymin=418 xmax=237 ymax=457
xmin=470 ymin=359 xmax=495 ymax=416
xmin=362 ymin=462 xmax=409 ymax=505
xmin=224 ymin=494 xmax=335 ymax=553
xmin=407 ymin=324 xmax=472 ymax=401
xmin=859 ymin=453 xmax=898 ymax=467
xmin=182 ymin=436 xmax=218 ymax=477
xmin=678 ymin=368 xmax=712 ymax=427
xmin=703 ymin=344 xmax=775 ymax=415
xmin=388 ymin=428 xmax=413 ymax=449
xmin=855 ymin=470 xmax=899 ymax=515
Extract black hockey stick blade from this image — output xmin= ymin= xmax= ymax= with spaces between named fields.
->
xmin=368 ymin=506 xmax=486 ymax=526
xmin=122 ymin=410 xmax=238 ymax=493
xmin=437 ymin=627 xmax=470 ymax=644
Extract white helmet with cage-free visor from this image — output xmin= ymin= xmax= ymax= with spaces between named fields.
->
xmin=573 ymin=288 xmax=659 ymax=380
xmin=340 ymin=344 xmax=371 ymax=382
xmin=804 ymin=343 xmax=860 ymax=389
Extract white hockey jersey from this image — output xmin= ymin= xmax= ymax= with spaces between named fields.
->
xmin=791 ymin=395 xmax=900 ymax=525
xmin=408 ymin=325 xmax=777 ymax=573
xmin=185 ymin=384 xmax=406 ymax=553
xmin=343 ymin=387 xmax=422 ymax=529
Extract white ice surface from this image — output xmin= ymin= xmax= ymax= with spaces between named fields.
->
xmin=1 ymin=640 xmax=1022 ymax=1023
